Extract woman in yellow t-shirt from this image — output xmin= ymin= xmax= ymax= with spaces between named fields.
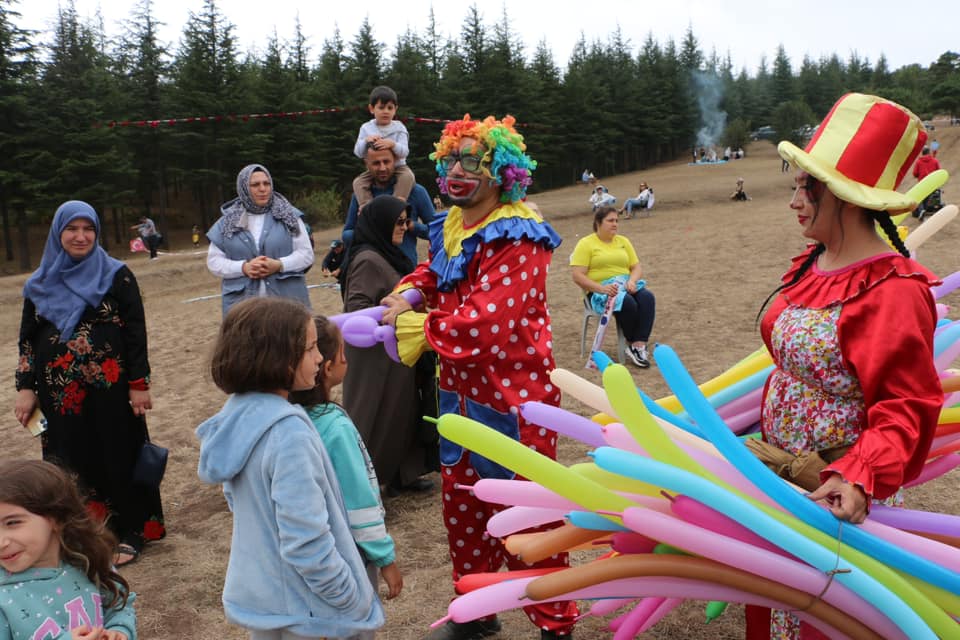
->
xmin=570 ymin=206 xmax=656 ymax=367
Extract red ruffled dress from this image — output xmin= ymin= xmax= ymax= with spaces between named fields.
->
xmin=748 ymin=247 xmax=942 ymax=640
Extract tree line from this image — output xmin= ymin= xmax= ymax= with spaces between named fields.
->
xmin=2 ymin=0 xmax=958 ymax=269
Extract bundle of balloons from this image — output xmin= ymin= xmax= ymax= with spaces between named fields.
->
xmin=428 ymin=240 xmax=960 ymax=639
xmin=431 ymin=333 xmax=960 ymax=639
xmin=329 ymin=198 xmax=960 ymax=638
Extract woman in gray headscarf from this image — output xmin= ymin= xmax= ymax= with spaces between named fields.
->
xmin=206 ymin=164 xmax=315 ymax=315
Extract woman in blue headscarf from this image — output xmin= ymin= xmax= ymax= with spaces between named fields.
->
xmin=14 ymin=201 xmax=165 ymax=566
xmin=206 ymin=164 xmax=315 ymax=315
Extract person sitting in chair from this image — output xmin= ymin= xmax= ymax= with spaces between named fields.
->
xmin=589 ymin=185 xmax=616 ymax=212
xmin=619 ymin=182 xmax=654 ymax=218
xmin=570 ymin=206 xmax=656 ymax=368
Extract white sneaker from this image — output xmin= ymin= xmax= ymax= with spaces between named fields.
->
xmin=628 ymin=345 xmax=650 ymax=368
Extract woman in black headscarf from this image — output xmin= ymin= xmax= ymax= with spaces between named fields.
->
xmin=341 ymin=196 xmax=432 ymax=495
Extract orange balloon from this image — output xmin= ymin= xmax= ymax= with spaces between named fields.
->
xmin=507 ymin=523 xmax=611 ymax=564
xmin=941 ymin=377 xmax=960 ymax=393
xmin=525 ymin=555 xmax=883 ymax=640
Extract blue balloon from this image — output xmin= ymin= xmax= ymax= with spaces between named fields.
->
xmin=591 ymin=350 xmax=615 ymax=371
xmin=591 ymin=447 xmax=937 ymax=639
xmin=654 ymin=344 xmax=960 ymax=598
xmin=566 ymin=510 xmax=632 ymax=532
xmin=702 ymin=365 xmax=773 ymax=409
xmin=933 ymin=320 xmax=960 ymax=358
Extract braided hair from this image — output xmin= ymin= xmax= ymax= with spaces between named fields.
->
xmin=755 ymin=174 xmax=910 ymax=326
xmin=871 ymin=210 xmax=910 ymax=258
xmin=755 ymin=243 xmax=825 ymax=325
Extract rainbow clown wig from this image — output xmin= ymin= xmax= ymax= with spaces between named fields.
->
xmin=431 ymin=114 xmax=536 ymax=203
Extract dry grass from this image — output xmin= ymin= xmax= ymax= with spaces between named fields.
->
xmin=1 ymin=121 xmax=958 ymax=639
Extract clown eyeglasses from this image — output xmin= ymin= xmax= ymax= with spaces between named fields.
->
xmin=439 ymin=152 xmax=485 ymax=173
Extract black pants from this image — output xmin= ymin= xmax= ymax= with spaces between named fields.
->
xmin=615 ymin=288 xmax=656 ymax=343
xmin=144 ymin=234 xmax=160 ymax=258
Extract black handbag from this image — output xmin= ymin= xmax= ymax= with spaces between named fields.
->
xmin=132 ymin=438 xmax=168 ymax=488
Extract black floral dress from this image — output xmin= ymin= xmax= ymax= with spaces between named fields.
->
xmin=16 ymin=266 xmax=165 ymax=547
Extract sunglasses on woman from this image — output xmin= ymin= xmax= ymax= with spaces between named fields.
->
xmin=439 ymin=152 xmax=485 ymax=173
xmin=395 ymin=216 xmax=412 ymax=227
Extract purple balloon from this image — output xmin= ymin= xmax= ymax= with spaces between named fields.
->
xmin=341 ymin=316 xmax=379 ymax=348
xmin=932 ymin=270 xmax=960 ymax=299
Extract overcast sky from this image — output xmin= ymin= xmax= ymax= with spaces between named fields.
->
xmin=13 ymin=0 xmax=958 ymax=74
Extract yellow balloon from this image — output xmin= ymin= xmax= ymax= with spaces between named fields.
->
xmin=437 ymin=414 xmax=635 ymax=519
xmin=940 ymin=406 xmax=960 ymax=424
xmin=604 ymin=364 xmax=705 ymax=478
xmin=891 ymin=169 xmax=950 ymax=225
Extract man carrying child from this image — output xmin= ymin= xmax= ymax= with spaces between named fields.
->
xmin=353 ymin=86 xmax=416 ymax=208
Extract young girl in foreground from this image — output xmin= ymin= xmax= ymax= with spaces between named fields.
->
xmin=196 ymin=297 xmax=383 ymax=640
xmin=0 ymin=459 xmax=136 ymax=640
xmin=291 ymin=317 xmax=403 ymax=639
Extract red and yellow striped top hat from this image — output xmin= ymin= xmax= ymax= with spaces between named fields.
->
xmin=778 ymin=93 xmax=927 ymax=213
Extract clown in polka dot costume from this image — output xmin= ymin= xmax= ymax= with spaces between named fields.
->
xmin=382 ymin=115 xmax=578 ymax=639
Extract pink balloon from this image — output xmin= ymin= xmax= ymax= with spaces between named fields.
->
xmin=469 ymin=476 xmax=674 ymax=520
xmin=610 ymin=532 xmax=658 ymax=554
xmin=931 ymin=432 xmax=960 ymax=451
xmin=904 ymin=453 xmax=960 ymax=488
xmin=858 ymin=517 xmax=960 ymax=573
xmin=670 ymin=496 xmax=789 ymax=557
xmin=470 ymin=479 xmax=579 ymax=510
xmin=614 ymin=597 xmax=681 ymax=639
xmin=585 ymin=597 xmax=636 ymax=618
xmin=486 ymin=506 xmax=567 ymax=537
xmin=620 ymin=506 xmax=908 ymax=640
xmin=445 ymin=576 xmax=855 ymax=640
xmin=715 ymin=386 xmax=763 ymax=420
xmin=634 ymin=597 xmax=682 ymax=634
xmin=722 ymin=407 xmax=761 ymax=434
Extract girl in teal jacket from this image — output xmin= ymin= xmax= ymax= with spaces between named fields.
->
xmin=292 ymin=317 xmax=403 ymax=630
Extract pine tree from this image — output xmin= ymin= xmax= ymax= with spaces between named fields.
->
xmin=168 ymin=0 xmax=242 ymax=228
xmin=113 ymin=0 xmax=171 ymax=239
xmin=771 ymin=44 xmax=796 ymax=106
xmin=0 ymin=0 xmax=38 ymax=265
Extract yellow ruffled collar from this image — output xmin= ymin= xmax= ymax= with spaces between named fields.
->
xmin=442 ymin=201 xmax=545 ymax=258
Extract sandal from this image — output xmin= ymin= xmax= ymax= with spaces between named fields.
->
xmin=114 ymin=543 xmax=141 ymax=567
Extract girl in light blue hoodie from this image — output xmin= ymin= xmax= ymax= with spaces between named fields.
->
xmin=196 ymin=297 xmax=383 ymax=640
